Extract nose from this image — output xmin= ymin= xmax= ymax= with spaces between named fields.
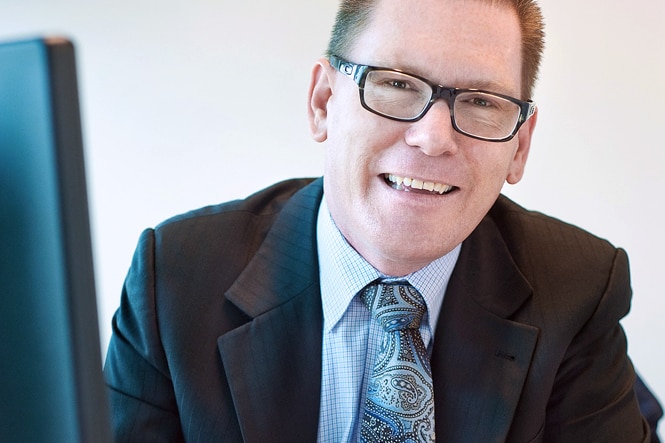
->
xmin=404 ymin=100 xmax=459 ymax=157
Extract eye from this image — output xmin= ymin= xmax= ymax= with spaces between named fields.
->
xmin=374 ymin=77 xmax=414 ymax=91
xmin=388 ymin=79 xmax=409 ymax=89
xmin=470 ymin=96 xmax=491 ymax=107
xmin=457 ymin=92 xmax=511 ymax=111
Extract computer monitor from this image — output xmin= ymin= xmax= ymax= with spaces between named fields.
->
xmin=0 ymin=37 xmax=112 ymax=442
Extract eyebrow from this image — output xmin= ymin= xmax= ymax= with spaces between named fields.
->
xmin=388 ymin=62 xmax=518 ymax=96
xmin=430 ymin=74 xmax=518 ymax=97
xmin=459 ymin=79 xmax=518 ymax=96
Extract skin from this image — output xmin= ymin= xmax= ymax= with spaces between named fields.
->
xmin=308 ymin=0 xmax=538 ymax=277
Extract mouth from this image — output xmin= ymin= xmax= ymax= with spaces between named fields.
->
xmin=384 ymin=173 xmax=456 ymax=195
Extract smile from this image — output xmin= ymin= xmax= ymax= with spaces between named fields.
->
xmin=384 ymin=174 xmax=455 ymax=195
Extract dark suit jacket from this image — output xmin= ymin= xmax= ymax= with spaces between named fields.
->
xmin=104 ymin=177 xmax=650 ymax=442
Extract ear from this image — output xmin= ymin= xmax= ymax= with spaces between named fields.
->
xmin=307 ymin=58 xmax=334 ymax=143
xmin=506 ymin=107 xmax=538 ymax=184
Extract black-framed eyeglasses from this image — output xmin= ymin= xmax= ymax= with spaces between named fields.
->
xmin=329 ymin=55 xmax=536 ymax=142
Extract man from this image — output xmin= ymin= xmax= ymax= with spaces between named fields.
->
xmin=104 ymin=0 xmax=658 ymax=441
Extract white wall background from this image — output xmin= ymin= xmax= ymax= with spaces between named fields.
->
xmin=2 ymin=0 xmax=663 ymax=437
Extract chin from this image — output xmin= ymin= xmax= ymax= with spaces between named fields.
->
xmin=371 ymin=237 xmax=456 ymax=276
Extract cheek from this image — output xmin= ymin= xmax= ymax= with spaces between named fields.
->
xmin=324 ymin=138 xmax=376 ymax=212
xmin=323 ymin=129 xmax=365 ymax=206
xmin=324 ymin=113 xmax=384 ymax=181
xmin=466 ymin=142 xmax=520 ymax=186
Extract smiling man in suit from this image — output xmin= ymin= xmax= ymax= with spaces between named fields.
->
xmin=104 ymin=0 xmax=656 ymax=441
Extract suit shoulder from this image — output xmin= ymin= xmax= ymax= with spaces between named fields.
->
xmin=485 ymin=195 xmax=632 ymax=339
xmin=144 ymin=178 xmax=320 ymax=263
xmin=487 ymin=195 xmax=625 ymax=284
xmin=155 ymin=178 xmax=317 ymax=232
xmin=490 ymin=194 xmax=618 ymax=256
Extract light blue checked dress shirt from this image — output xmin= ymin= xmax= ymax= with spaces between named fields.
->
xmin=316 ymin=196 xmax=461 ymax=442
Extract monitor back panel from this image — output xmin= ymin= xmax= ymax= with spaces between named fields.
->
xmin=0 ymin=37 xmax=112 ymax=443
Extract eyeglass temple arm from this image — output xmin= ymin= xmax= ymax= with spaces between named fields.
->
xmin=329 ymin=55 xmax=363 ymax=83
xmin=521 ymin=101 xmax=537 ymax=123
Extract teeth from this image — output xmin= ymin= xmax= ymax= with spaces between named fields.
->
xmin=386 ymin=174 xmax=453 ymax=194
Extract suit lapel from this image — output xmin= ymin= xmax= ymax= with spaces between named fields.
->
xmin=432 ymin=214 xmax=539 ymax=443
xmin=217 ymin=179 xmax=324 ymax=443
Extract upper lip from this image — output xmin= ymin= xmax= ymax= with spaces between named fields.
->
xmin=385 ymin=173 xmax=455 ymax=194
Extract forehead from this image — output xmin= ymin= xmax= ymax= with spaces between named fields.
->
xmin=349 ymin=0 xmax=523 ymax=95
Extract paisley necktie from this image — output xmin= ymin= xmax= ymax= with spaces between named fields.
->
xmin=359 ymin=280 xmax=436 ymax=443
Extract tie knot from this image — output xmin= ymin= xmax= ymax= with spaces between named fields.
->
xmin=361 ymin=281 xmax=426 ymax=332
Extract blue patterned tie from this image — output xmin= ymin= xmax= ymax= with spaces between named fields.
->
xmin=360 ymin=280 xmax=436 ymax=443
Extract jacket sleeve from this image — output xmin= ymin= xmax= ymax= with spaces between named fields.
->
xmin=103 ymin=228 xmax=185 ymax=443
xmin=543 ymin=248 xmax=650 ymax=442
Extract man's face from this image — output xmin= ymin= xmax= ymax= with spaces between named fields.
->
xmin=308 ymin=0 xmax=537 ymax=276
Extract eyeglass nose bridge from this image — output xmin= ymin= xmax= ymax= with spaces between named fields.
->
xmin=416 ymin=85 xmax=457 ymax=121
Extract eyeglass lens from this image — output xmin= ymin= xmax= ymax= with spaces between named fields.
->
xmin=363 ymin=69 xmax=521 ymax=140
